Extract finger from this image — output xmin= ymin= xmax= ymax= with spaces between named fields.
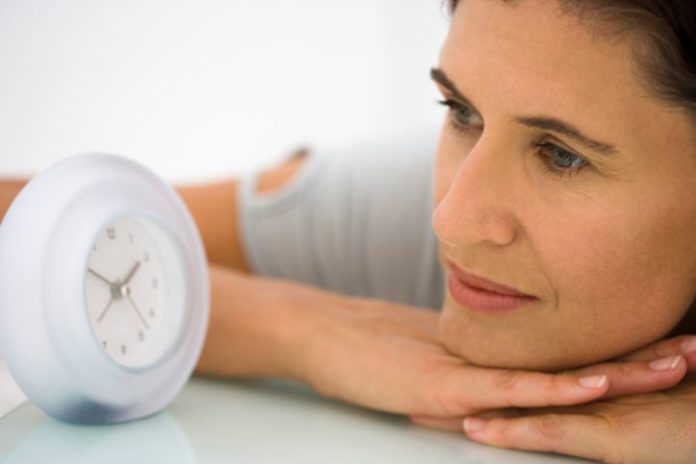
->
xmin=462 ymin=413 xmax=618 ymax=463
xmin=431 ymin=367 xmax=610 ymax=415
xmin=409 ymin=415 xmax=463 ymax=431
xmin=618 ymin=335 xmax=696 ymax=371
xmin=568 ymin=355 xmax=687 ymax=399
xmin=410 ymin=409 xmax=519 ymax=432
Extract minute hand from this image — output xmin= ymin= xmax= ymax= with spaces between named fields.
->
xmin=122 ymin=261 xmax=141 ymax=285
xmin=88 ymin=268 xmax=116 ymax=286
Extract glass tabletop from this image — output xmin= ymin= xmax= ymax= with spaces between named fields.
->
xmin=0 ymin=377 xmax=591 ymax=463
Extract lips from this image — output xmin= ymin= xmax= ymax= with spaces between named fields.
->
xmin=446 ymin=260 xmax=538 ymax=313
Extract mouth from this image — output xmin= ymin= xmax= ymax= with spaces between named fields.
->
xmin=446 ymin=261 xmax=538 ymax=313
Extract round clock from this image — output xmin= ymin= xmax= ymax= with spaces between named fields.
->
xmin=0 ymin=153 xmax=209 ymax=424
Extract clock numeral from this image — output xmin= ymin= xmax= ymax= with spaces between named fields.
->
xmin=107 ymin=228 xmax=115 ymax=240
xmin=150 ymin=307 xmax=156 ymax=318
xmin=101 ymin=341 xmax=107 ymax=349
xmin=138 ymin=330 xmax=145 ymax=342
xmin=143 ymin=250 xmax=150 ymax=263
xmin=128 ymin=232 xmax=134 ymax=244
xmin=121 ymin=344 xmax=127 ymax=355
xmin=93 ymin=243 xmax=97 ymax=251
xmin=152 ymin=277 xmax=158 ymax=289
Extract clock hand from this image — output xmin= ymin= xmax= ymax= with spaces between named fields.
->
xmin=126 ymin=293 xmax=150 ymax=330
xmin=88 ymin=268 xmax=116 ymax=286
xmin=122 ymin=261 xmax=141 ymax=285
xmin=96 ymin=297 xmax=115 ymax=323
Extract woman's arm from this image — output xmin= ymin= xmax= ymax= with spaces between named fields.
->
xmin=0 ymin=179 xmax=27 ymax=222
xmin=196 ymin=263 xmax=314 ymax=379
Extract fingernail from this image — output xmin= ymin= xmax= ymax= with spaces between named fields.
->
xmin=578 ymin=375 xmax=607 ymax=389
xmin=463 ymin=417 xmax=487 ymax=433
xmin=649 ymin=355 xmax=682 ymax=371
xmin=681 ymin=337 xmax=696 ymax=354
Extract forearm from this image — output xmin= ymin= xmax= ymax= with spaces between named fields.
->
xmin=0 ymin=178 xmax=29 ymax=222
xmin=195 ymin=263 xmax=353 ymax=382
xmin=195 ymin=263 xmax=671 ymax=419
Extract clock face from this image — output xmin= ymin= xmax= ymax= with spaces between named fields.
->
xmin=85 ymin=215 xmax=185 ymax=369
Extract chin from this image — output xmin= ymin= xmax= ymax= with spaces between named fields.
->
xmin=437 ymin=304 xmax=644 ymax=372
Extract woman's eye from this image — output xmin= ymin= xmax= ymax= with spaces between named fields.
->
xmin=437 ymin=99 xmax=482 ymax=131
xmin=535 ymin=141 xmax=589 ymax=179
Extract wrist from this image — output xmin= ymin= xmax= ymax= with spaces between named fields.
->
xmin=195 ymin=265 xmax=342 ymax=383
xmin=271 ymin=279 xmax=358 ymax=385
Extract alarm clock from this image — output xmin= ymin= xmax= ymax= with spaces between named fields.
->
xmin=0 ymin=153 xmax=209 ymax=424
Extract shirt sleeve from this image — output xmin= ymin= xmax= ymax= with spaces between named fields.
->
xmin=237 ymin=131 xmax=444 ymax=310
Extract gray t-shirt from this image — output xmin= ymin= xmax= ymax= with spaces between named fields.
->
xmin=238 ymin=132 xmax=444 ymax=310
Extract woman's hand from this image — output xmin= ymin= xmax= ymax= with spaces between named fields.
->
xmin=459 ymin=375 xmax=696 ymax=464
xmin=199 ymin=264 xmax=692 ymax=429
xmin=300 ymin=291 xmax=691 ymax=418
xmin=410 ymin=335 xmax=696 ymax=463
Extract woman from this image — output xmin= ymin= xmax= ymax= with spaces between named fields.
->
xmin=184 ymin=0 xmax=696 ymax=460
xmin=1 ymin=0 xmax=695 ymax=461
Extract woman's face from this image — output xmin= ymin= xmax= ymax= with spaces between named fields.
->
xmin=433 ymin=0 xmax=696 ymax=371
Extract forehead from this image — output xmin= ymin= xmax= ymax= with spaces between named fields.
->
xmin=439 ymin=0 xmax=695 ymax=164
xmin=442 ymin=0 xmax=640 ymax=122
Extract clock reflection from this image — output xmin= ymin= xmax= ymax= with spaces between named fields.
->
xmin=0 ymin=410 xmax=194 ymax=464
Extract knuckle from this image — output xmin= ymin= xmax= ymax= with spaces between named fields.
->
xmin=492 ymin=370 xmax=521 ymax=393
xmin=427 ymin=386 xmax=453 ymax=416
xmin=650 ymin=341 xmax=668 ymax=359
xmin=423 ymin=371 xmax=474 ymax=416
xmin=430 ymin=385 xmax=474 ymax=416
xmin=647 ymin=335 xmax=686 ymax=359
xmin=547 ymin=374 xmax=566 ymax=397
xmin=488 ymin=418 xmax=512 ymax=441
xmin=535 ymin=414 xmax=566 ymax=440
xmin=536 ymin=374 xmax=567 ymax=406
xmin=670 ymin=335 xmax=692 ymax=354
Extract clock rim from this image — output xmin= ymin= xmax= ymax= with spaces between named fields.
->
xmin=0 ymin=152 xmax=209 ymax=423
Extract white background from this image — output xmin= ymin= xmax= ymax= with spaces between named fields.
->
xmin=0 ymin=0 xmax=450 ymax=184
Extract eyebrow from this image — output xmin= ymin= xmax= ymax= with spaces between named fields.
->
xmin=430 ymin=67 xmax=619 ymax=156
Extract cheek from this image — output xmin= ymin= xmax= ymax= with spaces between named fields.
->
xmin=531 ymin=196 xmax=696 ymax=363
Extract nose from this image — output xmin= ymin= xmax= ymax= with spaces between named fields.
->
xmin=433 ymin=140 xmax=520 ymax=250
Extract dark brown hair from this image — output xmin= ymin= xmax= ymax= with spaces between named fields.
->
xmin=447 ymin=0 xmax=696 ymax=117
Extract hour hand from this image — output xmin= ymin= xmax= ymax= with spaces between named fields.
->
xmin=88 ymin=267 xmax=116 ymax=286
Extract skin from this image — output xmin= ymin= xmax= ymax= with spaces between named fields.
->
xmin=432 ymin=0 xmax=696 ymax=371
xmin=415 ymin=337 xmax=696 ymax=463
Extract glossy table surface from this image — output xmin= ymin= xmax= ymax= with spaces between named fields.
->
xmin=0 ymin=377 xmax=591 ymax=463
